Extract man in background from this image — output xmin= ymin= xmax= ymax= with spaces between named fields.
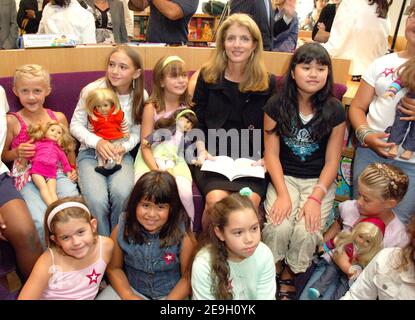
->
xmin=128 ymin=0 xmax=198 ymax=45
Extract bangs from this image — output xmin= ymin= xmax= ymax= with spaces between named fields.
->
xmin=141 ymin=180 xmax=172 ymax=204
xmin=294 ymin=43 xmax=331 ymax=66
xmin=163 ymin=61 xmax=187 ymax=78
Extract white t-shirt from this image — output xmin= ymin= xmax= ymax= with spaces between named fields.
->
xmin=362 ymin=52 xmax=414 ymax=162
xmin=323 ymin=0 xmax=390 ymax=76
xmin=38 ymin=1 xmax=97 ymax=44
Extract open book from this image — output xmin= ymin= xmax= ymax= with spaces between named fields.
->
xmin=201 ymin=156 xmax=265 ymax=181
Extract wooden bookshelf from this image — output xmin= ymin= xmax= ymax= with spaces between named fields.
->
xmin=133 ymin=12 xmax=219 ymax=45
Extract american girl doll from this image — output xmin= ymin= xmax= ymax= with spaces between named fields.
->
xmin=85 ymin=87 xmax=130 ymax=176
xmin=143 ymin=108 xmax=197 ymax=173
xmin=191 ymin=189 xmax=276 ymax=300
xmin=18 ymin=197 xmax=114 ymax=300
xmin=383 ymin=56 xmax=415 ymax=160
xmin=342 ymin=215 xmax=415 ymax=300
xmin=70 ymin=45 xmax=146 ymax=237
xmin=307 ymin=217 xmax=385 ymax=300
xmin=97 ymin=171 xmax=196 ymax=300
xmin=27 ymin=121 xmax=76 ymax=206
xmin=299 ymin=162 xmax=409 ymax=300
xmin=2 ymin=64 xmax=79 ymax=246
xmin=261 ymin=42 xmax=346 ymax=300
xmin=134 ymin=55 xmax=195 ymax=229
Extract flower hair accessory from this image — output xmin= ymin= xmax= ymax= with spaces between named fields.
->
xmin=239 ymin=187 xmax=253 ymax=197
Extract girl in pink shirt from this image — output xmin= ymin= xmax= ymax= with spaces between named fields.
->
xmin=28 ymin=121 xmax=76 ymax=205
xmin=18 ymin=197 xmax=114 ymax=300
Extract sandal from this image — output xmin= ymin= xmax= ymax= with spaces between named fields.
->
xmin=276 ymin=278 xmax=297 ymax=300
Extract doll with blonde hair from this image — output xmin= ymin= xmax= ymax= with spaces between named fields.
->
xmin=307 ymin=217 xmax=385 ymax=300
xmin=383 ymin=56 xmax=415 ymax=160
xmin=85 ymin=87 xmax=130 ymax=176
xmin=27 ymin=120 xmax=76 ymax=205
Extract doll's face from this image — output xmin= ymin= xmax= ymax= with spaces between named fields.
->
xmin=177 ymin=116 xmax=193 ymax=132
xmin=354 ymin=232 xmax=372 ymax=249
xmin=45 ymin=124 xmax=63 ymax=142
xmin=95 ymin=100 xmax=112 ymax=116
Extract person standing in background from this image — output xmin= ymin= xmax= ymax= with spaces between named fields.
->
xmin=17 ymin=0 xmax=49 ymax=34
xmin=272 ymin=0 xmax=298 ymax=52
xmin=322 ymin=0 xmax=391 ymax=78
xmin=312 ymin=0 xmax=340 ymax=43
xmin=230 ymin=0 xmax=274 ymax=51
xmin=122 ymin=0 xmax=134 ymax=40
xmin=128 ymin=0 xmax=198 ymax=45
xmin=0 ymin=0 xmax=18 ymax=49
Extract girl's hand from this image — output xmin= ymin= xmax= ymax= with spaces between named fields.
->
xmin=399 ymin=95 xmax=415 ymax=121
xmin=113 ymin=144 xmax=126 ymax=156
xmin=96 ymin=139 xmax=116 ymax=160
xmin=364 ymin=132 xmax=395 ymax=158
xmin=269 ymin=193 xmax=292 ymax=225
xmin=252 ymin=158 xmax=267 ymax=172
xmin=317 ymin=22 xmax=326 ymax=31
xmin=298 ymin=198 xmax=321 ymax=233
xmin=192 ymin=149 xmax=213 ymax=166
xmin=17 ymin=140 xmax=36 ymax=159
xmin=67 ymin=169 xmax=78 ymax=182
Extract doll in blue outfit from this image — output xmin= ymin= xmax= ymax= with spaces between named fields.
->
xmin=97 ymin=170 xmax=196 ymax=300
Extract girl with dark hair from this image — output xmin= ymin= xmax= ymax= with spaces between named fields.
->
xmin=261 ymin=42 xmax=346 ymax=299
xmin=192 ymin=191 xmax=276 ymax=300
xmin=97 ymin=171 xmax=196 ymax=300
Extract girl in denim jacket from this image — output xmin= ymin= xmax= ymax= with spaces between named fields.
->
xmin=97 ymin=171 xmax=196 ymax=300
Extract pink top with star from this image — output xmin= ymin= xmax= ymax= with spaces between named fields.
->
xmin=42 ymin=236 xmax=107 ymax=300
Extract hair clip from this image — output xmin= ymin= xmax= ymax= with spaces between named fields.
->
xmin=390 ymin=181 xmax=398 ymax=190
xmin=239 ymin=187 xmax=253 ymax=197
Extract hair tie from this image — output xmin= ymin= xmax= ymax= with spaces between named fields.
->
xmin=176 ymin=109 xmax=196 ymax=120
xmin=47 ymin=202 xmax=91 ymax=232
xmin=162 ymin=56 xmax=185 ymax=69
xmin=239 ymin=187 xmax=253 ymax=197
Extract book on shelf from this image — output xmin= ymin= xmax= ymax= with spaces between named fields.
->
xmin=201 ymin=156 xmax=265 ymax=181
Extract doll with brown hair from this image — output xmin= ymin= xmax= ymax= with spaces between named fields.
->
xmin=307 ymin=217 xmax=385 ymax=300
xmin=27 ymin=120 xmax=76 ymax=205
xmin=383 ymin=56 xmax=415 ymax=160
xmin=142 ymin=108 xmax=197 ymax=173
xmin=85 ymin=87 xmax=130 ymax=176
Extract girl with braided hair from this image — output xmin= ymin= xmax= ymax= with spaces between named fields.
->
xmin=300 ymin=162 xmax=410 ymax=300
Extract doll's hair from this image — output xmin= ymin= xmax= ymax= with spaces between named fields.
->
xmin=201 ymin=13 xmax=269 ymax=92
xmin=142 ymin=56 xmax=192 ymax=123
xmin=395 ymin=56 xmax=415 ymax=92
xmin=106 ymin=45 xmax=144 ymax=125
xmin=44 ymin=196 xmax=97 ymax=250
xmin=123 ymin=171 xmax=190 ymax=247
xmin=13 ymin=64 xmax=51 ymax=88
xmin=84 ymin=88 xmax=121 ymax=119
xmin=334 ymin=220 xmax=384 ymax=268
xmin=154 ymin=108 xmax=198 ymax=131
xmin=52 ymin=0 xmax=71 ymax=7
xmin=197 ymin=193 xmax=259 ymax=300
xmin=358 ymin=163 xmax=408 ymax=202
xmin=27 ymin=120 xmax=75 ymax=153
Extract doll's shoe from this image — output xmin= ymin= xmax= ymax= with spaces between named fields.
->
xmin=308 ymin=288 xmax=321 ymax=300
xmin=276 ymin=278 xmax=297 ymax=300
xmin=95 ymin=165 xmax=122 ymax=177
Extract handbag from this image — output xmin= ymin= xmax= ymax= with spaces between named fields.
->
xmin=202 ymin=0 xmax=226 ymax=17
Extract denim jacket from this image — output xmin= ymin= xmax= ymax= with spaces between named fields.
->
xmin=117 ymin=212 xmax=183 ymax=299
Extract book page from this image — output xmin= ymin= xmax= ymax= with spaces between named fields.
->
xmin=201 ymin=156 xmax=234 ymax=180
xmin=233 ymin=158 xmax=265 ymax=180
xmin=201 ymin=157 xmax=265 ymax=181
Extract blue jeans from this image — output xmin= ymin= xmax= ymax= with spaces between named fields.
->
xmin=299 ymin=258 xmax=345 ymax=300
xmin=77 ymin=148 xmax=134 ymax=236
xmin=353 ymin=146 xmax=415 ymax=224
xmin=20 ymin=171 xmax=79 ymax=247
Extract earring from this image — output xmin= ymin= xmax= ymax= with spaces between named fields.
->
xmin=132 ymin=78 xmax=136 ymax=90
xmin=250 ymin=51 xmax=254 ymax=62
